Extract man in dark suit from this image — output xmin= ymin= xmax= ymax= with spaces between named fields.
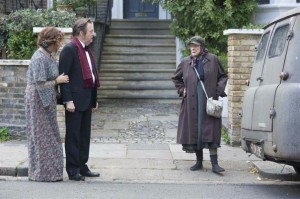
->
xmin=59 ymin=18 xmax=100 ymax=181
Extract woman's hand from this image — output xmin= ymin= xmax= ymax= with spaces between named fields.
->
xmin=183 ymin=88 xmax=187 ymax=97
xmin=56 ymin=73 xmax=69 ymax=84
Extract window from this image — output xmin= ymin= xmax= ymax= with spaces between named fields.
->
xmin=259 ymin=0 xmax=270 ymax=4
xmin=268 ymin=25 xmax=289 ymax=58
xmin=256 ymin=32 xmax=270 ymax=61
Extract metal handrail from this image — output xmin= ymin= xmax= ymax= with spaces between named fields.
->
xmin=89 ymin=0 xmax=112 ymax=70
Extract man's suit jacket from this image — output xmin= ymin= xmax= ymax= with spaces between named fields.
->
xmin=58 ymin=43 xmax=97 ymax=111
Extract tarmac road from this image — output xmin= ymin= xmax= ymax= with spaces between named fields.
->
xmin=1 ymin=180 xmax=300 ymax=199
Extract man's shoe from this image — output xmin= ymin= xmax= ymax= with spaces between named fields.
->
xmin=80 ymin=170 xmax=100 ymax=177
xmin=69 ymin=173 xmax=85 ymax=181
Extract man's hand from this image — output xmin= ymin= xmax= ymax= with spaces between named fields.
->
xmin=92 ymin=102 xmax=98 ymax=112
xmin=66 ymin=101 xmax=75 ymax=112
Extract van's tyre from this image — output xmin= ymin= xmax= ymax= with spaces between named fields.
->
xmin=293 ymin=166 xmax=300 ymax=174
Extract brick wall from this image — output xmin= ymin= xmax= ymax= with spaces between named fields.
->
xmin=0 ymin=28 xmax=72 ymax=139
xmin=224 ymin=29 xmax=263 ymax=145
xmin=0 ymin=60 xmax=28 ymax=138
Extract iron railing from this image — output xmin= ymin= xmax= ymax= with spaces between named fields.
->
xmin=2 ymin=0 xmax=46 ymax=14
xmin=91 ymin=0 xmax=112 ymax=70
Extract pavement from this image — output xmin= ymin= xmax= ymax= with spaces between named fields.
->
xmin=0 ymin=100 xmax=299 ymax=183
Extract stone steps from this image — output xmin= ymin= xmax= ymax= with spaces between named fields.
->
xmin=101 ymin=52 xmax=175 ymax=61
xmin=103 ymin=44 xmax=176 ymax=53
xmin=100 ymin=60 xmax=175 ymax=69
xmin=104 ymin=35 xmax=175 ymax=45
xmin=99 ymin=20 xmax=177 ymax=100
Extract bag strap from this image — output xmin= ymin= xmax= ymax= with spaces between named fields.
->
xmin=193 ymin=67 xmax=209 ymax=99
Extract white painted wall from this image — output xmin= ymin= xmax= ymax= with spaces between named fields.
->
xmin=159 ymin=4 xmax=171 ymax=19
xmin=111 ymin=0 xmax=123 ymax=19
xmin=253 ymin=0 xmax=300 ymax=24
xmin=48 ymin=0 xmax=53 ymax=8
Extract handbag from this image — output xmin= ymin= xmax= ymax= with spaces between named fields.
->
xmin=193 ymin=67 xmax=223 ymax=118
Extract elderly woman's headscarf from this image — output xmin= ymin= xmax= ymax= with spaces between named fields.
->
xmin=187 ymin=36 xmax=208 ymax=56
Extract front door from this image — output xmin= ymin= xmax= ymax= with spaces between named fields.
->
xmin=124 ymin=0 xmax=159 ymax=19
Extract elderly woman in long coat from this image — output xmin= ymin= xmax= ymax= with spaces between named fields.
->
xmin=172 ymin=36 xmax=228 ymax=173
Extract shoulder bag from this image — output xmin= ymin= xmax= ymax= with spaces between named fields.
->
xmin=193 ymin=67 xmax=223 ymax=118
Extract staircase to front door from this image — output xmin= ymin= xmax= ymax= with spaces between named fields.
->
xmin=98 ymin=19 xmax=178 ymax=100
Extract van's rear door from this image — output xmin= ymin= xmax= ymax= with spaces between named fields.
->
xmin=241 ymin=29 xmax=271 ymax=130
xmin=251 ymin=18 xmax=295 ymax=131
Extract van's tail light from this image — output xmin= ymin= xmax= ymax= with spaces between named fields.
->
xmin=280 ymin=72 xmax=289 ymax=81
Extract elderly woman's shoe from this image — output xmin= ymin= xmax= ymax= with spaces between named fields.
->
xmin=190 ymin=161 xmax=203 ymax=171
xmin=212 ymin=164 xmax=225 ymax=173
xmin=210 ymin=155 xmax=225 ymax=173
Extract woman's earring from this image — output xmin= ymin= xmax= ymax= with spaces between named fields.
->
xmin=41 ymin=41 xmax=48 ymax=48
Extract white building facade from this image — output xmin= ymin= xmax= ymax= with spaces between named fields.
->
xmin=254 ymin=0 xmax=300 ymax=24
xmin=110 ymin=0 xmax=300 ymax=25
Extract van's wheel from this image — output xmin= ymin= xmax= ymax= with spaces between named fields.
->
xmin=293 ymin=166 xmax=300 ymax=174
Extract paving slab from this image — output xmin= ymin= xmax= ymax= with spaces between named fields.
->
xmin=91 ymin=129 xmax=119 ymax=138
xmin=127 ymin=143 xmax=169 ymax=150
xmin=88 ymin=158 xmax=176 ymax=170
xmin=127 ymin=149 xmax=173 ymax=160
xmin=88 ymin=143 xmax=127 ymax=158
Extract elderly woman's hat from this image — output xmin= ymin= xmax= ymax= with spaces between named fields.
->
xmin=187 ymin=36 xmax=205 ymax=46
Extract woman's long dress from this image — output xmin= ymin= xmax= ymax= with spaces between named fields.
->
xmin=25 ymin=50 xmax=63 ymax=182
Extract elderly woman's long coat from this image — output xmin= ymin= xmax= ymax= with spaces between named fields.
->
xmin=172 ymin=53 xmax=227 ymax=146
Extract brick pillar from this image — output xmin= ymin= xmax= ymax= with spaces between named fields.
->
xmin=223 ymin=29 xmax=263 ymax=145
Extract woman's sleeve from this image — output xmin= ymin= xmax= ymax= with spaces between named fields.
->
xmin=31 ymin=58 xmax=55 ymax=107
xmin=171 ymin=62 xmax=185 ymax=97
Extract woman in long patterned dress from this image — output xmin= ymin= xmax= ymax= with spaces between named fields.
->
xmin=25 ymin=27 xmax=69 ymax=182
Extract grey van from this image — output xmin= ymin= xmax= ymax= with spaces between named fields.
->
xmin=241 ymin=6 xmax=300 ymax=174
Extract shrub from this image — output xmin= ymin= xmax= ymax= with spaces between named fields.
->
xmin=0 ymin=9 xmax=77 ymax=59
xmin=221 ymin=127 xmax=230 ymax=145
xmin=151 ymin=0 xmax=258 ymax=57
xmin=0 ymin=128 xmax=9 ymax=142
xmin=7 ymin=31 xmax=37 ymax=59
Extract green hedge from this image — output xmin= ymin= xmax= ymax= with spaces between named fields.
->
xmin=0 ymin=9 xmax=77 ymax=59
xmin=151 ymin=0 xmax=259 ymax=64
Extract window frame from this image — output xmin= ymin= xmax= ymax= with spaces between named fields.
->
xmin=255 ymin=31 xmax=270 ymax=62
xmin=268 ymin=24 xmax=290 ymax=59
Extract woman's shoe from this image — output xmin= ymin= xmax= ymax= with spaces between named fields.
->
xmin=190 ymin=161 xmax=203 ymax=171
